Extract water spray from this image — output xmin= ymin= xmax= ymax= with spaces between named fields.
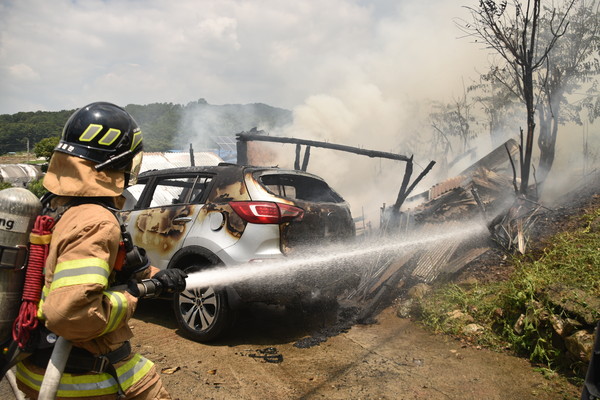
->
xmin=183 ymin=220 xmax=488 ymax=291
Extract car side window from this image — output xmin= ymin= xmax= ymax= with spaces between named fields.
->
xmin=122 ymin=183 xmax=146 ymax=210
xmin=149 ymin=175 xmax=212 ymax=208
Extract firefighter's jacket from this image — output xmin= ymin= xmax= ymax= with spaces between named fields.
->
xmin=16 ymin=198 xmax=160 ymax=399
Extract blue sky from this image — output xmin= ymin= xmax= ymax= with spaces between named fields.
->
xmin=0 ymin=0 xmax=486 ymax=115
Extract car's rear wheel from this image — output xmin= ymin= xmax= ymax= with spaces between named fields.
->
xmin=173 ymin=265 xmax=234 ymax=342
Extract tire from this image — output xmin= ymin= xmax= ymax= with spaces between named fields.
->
xmin=172 ymin=265 xmax=234 ymax=342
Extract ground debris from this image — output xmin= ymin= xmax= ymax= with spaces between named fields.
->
xmin=241 ymin=347 xmax=284 ymax=363
xmin=293 ymin=306 xmax=360 ymax=348
xmin=160 ymin=366 xmax=180 ymax=375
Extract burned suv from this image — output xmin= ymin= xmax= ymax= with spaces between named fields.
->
xmin=119 ymin=163 xmax=355 ymax=341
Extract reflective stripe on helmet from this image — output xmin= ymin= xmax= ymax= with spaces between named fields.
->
xmin=100 ymin=290 xmax=128 ymax=335
xmin=16 ymin=353 xmax=154 ymax=397
xmin=77 ymin=123 xmax=124 ymax=146
xmin=130 ymin=129 xmax=142 ymax=151
xmin=50 ymin=258 xmax=110 ymax=290
xmin=99 ymin=128 xmax=122 ymax=146
xmin=78 ymin=124 xmax=103 ymax=142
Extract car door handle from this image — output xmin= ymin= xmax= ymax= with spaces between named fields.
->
xmin=173 ymin=216 xmax=192 ymax=224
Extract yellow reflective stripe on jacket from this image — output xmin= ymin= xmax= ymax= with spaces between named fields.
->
xmin=50 ymin=258 xmax=110 ymax=290
xmin=16 ymin=353 xmax=153 ymax=397
xmin=100 ymin=291 xmax=128 ymax=335
xmin=36 ymin=286 xmax=50 ymax=320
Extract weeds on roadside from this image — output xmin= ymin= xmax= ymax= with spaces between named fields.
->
xmin=418 ymin=208 xmax=600 ymax=371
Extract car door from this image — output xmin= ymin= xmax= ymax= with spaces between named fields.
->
xmin=121 ymin=172 xmax=213 ymax=269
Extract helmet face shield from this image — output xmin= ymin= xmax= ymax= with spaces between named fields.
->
xmin=126 ymin=152 xmax=143 ymax=186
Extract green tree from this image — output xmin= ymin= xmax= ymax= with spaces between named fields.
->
xmin=26 ymin=178 xmax=47 ymax=198
xmin=0 ymin=110 xmax=71 ymax=154
xmin=535 ymin=0 xmax=600 ymax=185
xmin=34 ymin=136 xmax=60 ymax=161
xmin=462 ymin=0 xmax=575 ymax=195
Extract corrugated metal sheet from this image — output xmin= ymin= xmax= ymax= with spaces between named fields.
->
xmin=140 ymin=152 xmax=223 ymax=173
xmin=411 ymin=237 xmax=461 ymax=283
xmin=0 ymin=164 xmax=43 ymax=186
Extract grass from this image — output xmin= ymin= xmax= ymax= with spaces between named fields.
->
xmin=418 ymin=207 xmax=600 ymax=375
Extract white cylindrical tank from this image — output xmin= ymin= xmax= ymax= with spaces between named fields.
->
xmin=0 ymin=187 xmax=41 ymax=344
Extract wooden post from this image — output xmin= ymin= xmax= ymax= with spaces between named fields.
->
xmin=236 ymin=138 xmax=248 ymax=165
xmin=294 ymin=144 xmax=301 ymax=170
xmin=301 ymin=146 xmax=311 ymax=171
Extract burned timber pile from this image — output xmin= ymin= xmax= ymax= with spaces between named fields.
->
xmin=236 ymin=130 xmax=544 ymax=347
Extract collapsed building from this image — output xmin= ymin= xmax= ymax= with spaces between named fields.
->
xmin=234 ymin=130 xmax=523 ymax=319
xmin=350 ymin=139 xmax=522 ymax=316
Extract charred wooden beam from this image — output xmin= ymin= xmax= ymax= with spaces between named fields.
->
xmin=189 ymin=143 xmax=195 ymax=167
xmin=393 ymin=160 xmax=436 ymax=212
xmin=236 ymin=132 xmax=411 ymax=162
xmin=237 ymin=139 xmax=248 ymax=165
xmin=301 ymin=146 xmax=311 ymax=171
xmin=294 ymin=144 xmax=301 ymax=170
xmin=393 ymin=156 xmax=414 ymax=212
xmin=505 ymin=142 xmax=519 ymax=193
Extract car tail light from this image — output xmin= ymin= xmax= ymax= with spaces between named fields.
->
xmin=229 ymin=201 xmax=304 ymax=224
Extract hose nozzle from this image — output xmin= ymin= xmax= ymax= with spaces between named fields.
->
xmin=135 ymin=278 xmax=163 ymax=298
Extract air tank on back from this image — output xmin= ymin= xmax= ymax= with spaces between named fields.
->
xmin=0 ymin=187 xmax=41 ymax=344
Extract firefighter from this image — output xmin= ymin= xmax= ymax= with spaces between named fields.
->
xmin=14 ymin=102 xmax=187 ymax=399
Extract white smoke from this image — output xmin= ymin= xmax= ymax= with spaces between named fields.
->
xmin=168 ymin=0 xmax=599 ymax=224
xmin=272 ymin=84 xmax=431 ymax=226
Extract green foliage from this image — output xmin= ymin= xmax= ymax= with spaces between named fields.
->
xmin=0 ymin=182 xmax=13 ymax=190
xmin=34 ymin=136 xmax=60 ymax=161
xmin=0 ymin=110 xmax=72 ymax=154
xmin=0 ymin=101 xmax=292 ymax=155
xmin=419 ymin=208 xmax=600 ymax=371
xmin=125 ymin=102 xmax=183 ymax=151
xmin=26 ymin=178 xmax=47 ymax=198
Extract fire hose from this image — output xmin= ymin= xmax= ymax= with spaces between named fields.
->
xmin=5 ymin=369 xmax=25 ymax=400
xmin=36 ymin=278 xmax=166 ymax=399
xmin=38 ymin=336 xmax=72 ymax=400
xmin=13 ymin=215 xmax=55 ymax=349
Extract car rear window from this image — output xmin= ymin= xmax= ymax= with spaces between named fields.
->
xmin=257 ymin=173 xmax=344 ymax=203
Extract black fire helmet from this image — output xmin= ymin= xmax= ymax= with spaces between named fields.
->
xmin=54 ymin=102 xmax=143 ymax=174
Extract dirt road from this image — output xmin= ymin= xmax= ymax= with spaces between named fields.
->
xmin=0 ymin=297 xmax=581 ymax=399
xmin=130 ymin=298 xmax=579 ymax=400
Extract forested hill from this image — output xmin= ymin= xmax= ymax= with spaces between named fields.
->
xmin=0 ymin=99 xmax=292 ymax=154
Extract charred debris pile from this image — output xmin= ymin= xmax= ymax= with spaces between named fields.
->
xmin=236 ymin=131 xmax=600 ymax=371
xmin=236 ymin=131 xmax=536 ymax=323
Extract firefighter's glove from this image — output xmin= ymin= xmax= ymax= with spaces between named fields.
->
xmin=153 ymin=269 xmax=188 ymax=293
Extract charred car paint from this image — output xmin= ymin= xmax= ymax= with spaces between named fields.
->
xmin=119 ymin=163 xmax=355 ymax=342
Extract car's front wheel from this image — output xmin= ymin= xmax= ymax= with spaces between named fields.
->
xmin=173 ymin=265 xmax=234 ymax=342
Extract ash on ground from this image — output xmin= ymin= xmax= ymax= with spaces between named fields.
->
xmin=293 ymin=306 xmax=361 ymax=348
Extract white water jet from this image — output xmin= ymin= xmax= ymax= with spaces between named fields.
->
xmin=184 ymin=220 xmax=488 ymax=290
